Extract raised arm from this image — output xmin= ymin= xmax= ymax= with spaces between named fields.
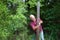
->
xmin=30 ymin=23 xmax=40 ymax=30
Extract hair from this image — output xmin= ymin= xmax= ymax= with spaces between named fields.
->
xmin=30 ymin=14 xmax=35 ymax=18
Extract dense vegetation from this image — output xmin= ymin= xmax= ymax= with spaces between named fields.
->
xmin=0 ymin=0 xmax=60 ymax=40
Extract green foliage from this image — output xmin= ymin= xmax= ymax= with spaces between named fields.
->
xmin=0 ymin=0 xmax=28 ymax=40
xmin=27 ymin=0 xmax=44 ymax=8
xmin=0 ymin=0 xmax=60 ymax=40
xmin=0 ymin=2 xmax=9 ymax=39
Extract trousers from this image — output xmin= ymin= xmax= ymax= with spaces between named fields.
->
xmin=32 ymin=31 xmax=44 ymax=40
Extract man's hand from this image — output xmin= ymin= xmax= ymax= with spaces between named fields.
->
xmin=39 ymin=20 xmax=43 ymax=24
xmin=36 ymin=20 xmax=43 ymax=28
xmin=36 ymin=24 xmax=40 ymax=28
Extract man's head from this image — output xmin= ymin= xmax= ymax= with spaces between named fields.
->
xmin=30 ymin=14 xmax=36 ymax=22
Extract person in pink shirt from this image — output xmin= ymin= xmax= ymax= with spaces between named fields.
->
xmin=30 ymin=14 xmax=44 ymax=40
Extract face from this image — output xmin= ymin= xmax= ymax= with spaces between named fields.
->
xmin=30 ymin=15 xmax=36 ymax=22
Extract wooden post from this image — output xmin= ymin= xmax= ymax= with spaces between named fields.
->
xmin=36 ymin=1 xmax=40 ymax=40
xmin=23 ymin=0 xmax=25 ymax=3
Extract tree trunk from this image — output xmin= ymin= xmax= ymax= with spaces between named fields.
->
xmin=36 ymin=1 xmax=40 ymax=40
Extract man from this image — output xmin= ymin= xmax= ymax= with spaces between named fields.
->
xmin=30 ymin=14 xmax=44 ymax=40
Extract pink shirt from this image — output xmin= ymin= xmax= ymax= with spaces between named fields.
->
xmin=30 ymin=20 xmax=43 ymax=32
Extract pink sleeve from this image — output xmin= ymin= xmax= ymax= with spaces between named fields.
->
xmin=30 ymin=22 xmax=34 ymax=29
